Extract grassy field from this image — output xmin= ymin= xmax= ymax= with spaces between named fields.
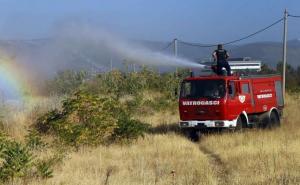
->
xmin=198 ymin=95 xmax=300 ymax=185
xmin=1 ymin=94 xmax=300 ymax=185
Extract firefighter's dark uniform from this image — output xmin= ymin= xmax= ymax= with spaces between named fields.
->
xmin=213 ymin=49 xmax=231 ymax=76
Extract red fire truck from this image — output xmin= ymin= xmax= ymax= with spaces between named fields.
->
xmin=179 ymin=61 xmax=284 ymax=139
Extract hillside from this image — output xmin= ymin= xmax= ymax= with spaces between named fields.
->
xmin=1 ymin=39 xmax=300 ymax=72
xmin=161 ymin=40 xmax=300 ymax=67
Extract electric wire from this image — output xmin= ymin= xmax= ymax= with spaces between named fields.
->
xmin=161 ymin=40 xmax=174 ymax=50
xmin=288 ymin=14 xmax=300 ymax=18
xmin=178 ymin=17 xmax=284 ymax=47
xmin=178 ymin=40 xmax=216 ymax=48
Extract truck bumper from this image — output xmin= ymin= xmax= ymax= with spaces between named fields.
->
xmin=179 ymin=119 xmax=237 ymax=129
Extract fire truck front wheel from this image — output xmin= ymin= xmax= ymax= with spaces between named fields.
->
xmin=182 ymin=129 xmax=201 ymax=142
xmin=235 ymin=115 xmax=247 ymax=131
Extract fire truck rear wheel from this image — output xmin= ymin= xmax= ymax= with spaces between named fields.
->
xmin=269 ymin=111 xmax=280 ymax=128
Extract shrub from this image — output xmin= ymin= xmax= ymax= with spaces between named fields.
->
xmin=113 ymin=113 xmax=150 ymax=142
xmin=35 ymin=159 xmax=54 ymax=179
xmin=44 ymin=70 xmax=89 ymax=95
xmin=35 ymin=91 xmax=149 ymax=147
xmin=0 ymin=131 xmax=61 ymax=182
xmin=123 ymin=94 xmax=143 ymax=113
xmin=82 ymin=68 xmax=189 ymax=100
xmin=25 ymin=130 xmax=47 ymax=150
xmin=0 ymin=131 xmax=9 ymax=155
xmin=35 ymin=91 xmax=117 ymax=146
xmin=0 ymin=141 xmax=33 ymax=182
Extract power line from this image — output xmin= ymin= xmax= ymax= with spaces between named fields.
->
xmin=178 ymin=17 xmax=284 ymax=48
xmin=222 ymin=17 xmax=283 ymax=45
xmin=161 ymin=40 xmax=174 ymax=50
xmin=178 ymin=40 xmax=216 ymax=48
xmin=288 ymin=14 xmax=300 ymax=18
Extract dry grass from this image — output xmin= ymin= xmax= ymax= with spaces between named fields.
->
xmin=0 ymin=96 xmax=61 ymax=141
xmin=27 ymin=134 xmax=216 ymax=185
xmin=133 ymin=90 xmax=179 ymax=127
xmin=199 ymin=94 xmax=300 ymax=185
xmin=137 ymin=111 xmax=179 ymax=127
xmin=2 ymin=94 xmax=300 ymax=185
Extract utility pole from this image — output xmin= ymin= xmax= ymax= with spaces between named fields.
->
xmin=282 ymin=9 xmax=288 ymax=102
xmin=110 ymin=56 xmax=113 ymax=71
xmin=174 ymin=38 xmax=178 ymax=57
xmin=133 ymin=63 xmax=136 ymax=73
xmin=174 ymin=38 xmax=178 ymax=75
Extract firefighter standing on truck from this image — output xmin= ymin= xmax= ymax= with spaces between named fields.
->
xmin=212 ymin=44 xmax=231 ymax=76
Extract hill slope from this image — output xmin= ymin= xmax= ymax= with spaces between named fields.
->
xmin=0 ymin=39 xmax=300 ymax=71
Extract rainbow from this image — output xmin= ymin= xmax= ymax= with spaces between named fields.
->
xmin=0 ymin=54 xmax=33 ymax=102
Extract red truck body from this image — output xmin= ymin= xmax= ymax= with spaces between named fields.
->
xmin=179 ymin=74 xmax=283 ymax=130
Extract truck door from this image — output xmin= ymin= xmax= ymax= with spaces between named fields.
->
xmin=226 ymin=80 xmax=242 ymax=120
xmin=239 ymin=80 xmax=255 ymax=113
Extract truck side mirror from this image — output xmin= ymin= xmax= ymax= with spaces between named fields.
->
xmin=228 ymin=81 xmax=236 ymax=98
xmin=228 ymin=85 xmax=233 ymax=94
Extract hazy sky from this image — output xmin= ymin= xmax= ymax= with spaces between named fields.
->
xmin=0 ymin=0 xmax=299 ymax=43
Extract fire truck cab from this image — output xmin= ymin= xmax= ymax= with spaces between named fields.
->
xmin=179 ymin=67 xmax=284 ymax=137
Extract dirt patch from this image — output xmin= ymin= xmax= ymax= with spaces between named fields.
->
xmin=199 ymin=145 xmax=231 ymax=185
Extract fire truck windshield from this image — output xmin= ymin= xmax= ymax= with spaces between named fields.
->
xmin=180 ymin=80 xmax=225 ymax=99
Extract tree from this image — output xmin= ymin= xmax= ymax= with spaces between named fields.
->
xmin=260 ymin=63 xmax=276 ymax=74
xmin=277 ymin=62 xmax=298 ymax=90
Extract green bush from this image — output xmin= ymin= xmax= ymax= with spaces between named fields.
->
xmin=113 ymin=113 xmax=150 ymax=142
xmin=35 ymin=159 xmax=54 ymax=179
xmin=35 ymin=91 xmax=117 ymax=146
xmin=123 ymin=94 xmax=143 ymax=113
xmin=0 ymin=132 xmax=9 ymax=155
xmin=0 ymin=131 xmax=61 ymax=182
xmin=37 ymin=67 xmax=190 ymax=146
xmin=35 ymin=109 xmax=63 ymax=134
xmin=44 ymin=70 xmax=88 ymax=95
xmin=25 ymin=130 xmax=47 ymax=150
xmin=0 ymin=141 xmax=33 ymax=182
xmin=80 ymin=68 xmax=187 ymax=117
xmin=142 ymin=96 xmax=176 ymax=112
xmin=35 ymin=91 xmax=149 ymax=147
xmin=82 ymin=68 xmax=188 ymax=100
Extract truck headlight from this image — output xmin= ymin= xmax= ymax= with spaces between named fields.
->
xmin=215 ymin=121 xmax=224 ymax=127
xmin=180 ymin=122 xmax=189 ymax=127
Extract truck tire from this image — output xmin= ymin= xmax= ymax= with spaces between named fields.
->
xmin=269 ymin=111 xmax=280 ymax=128
xmin=235 ymin=115 xmax=246 ymax=131
xmin=261 ymin=111 xmax=280 ymax=129
xmin=182 ymin=129 xmax=201 ymax=142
